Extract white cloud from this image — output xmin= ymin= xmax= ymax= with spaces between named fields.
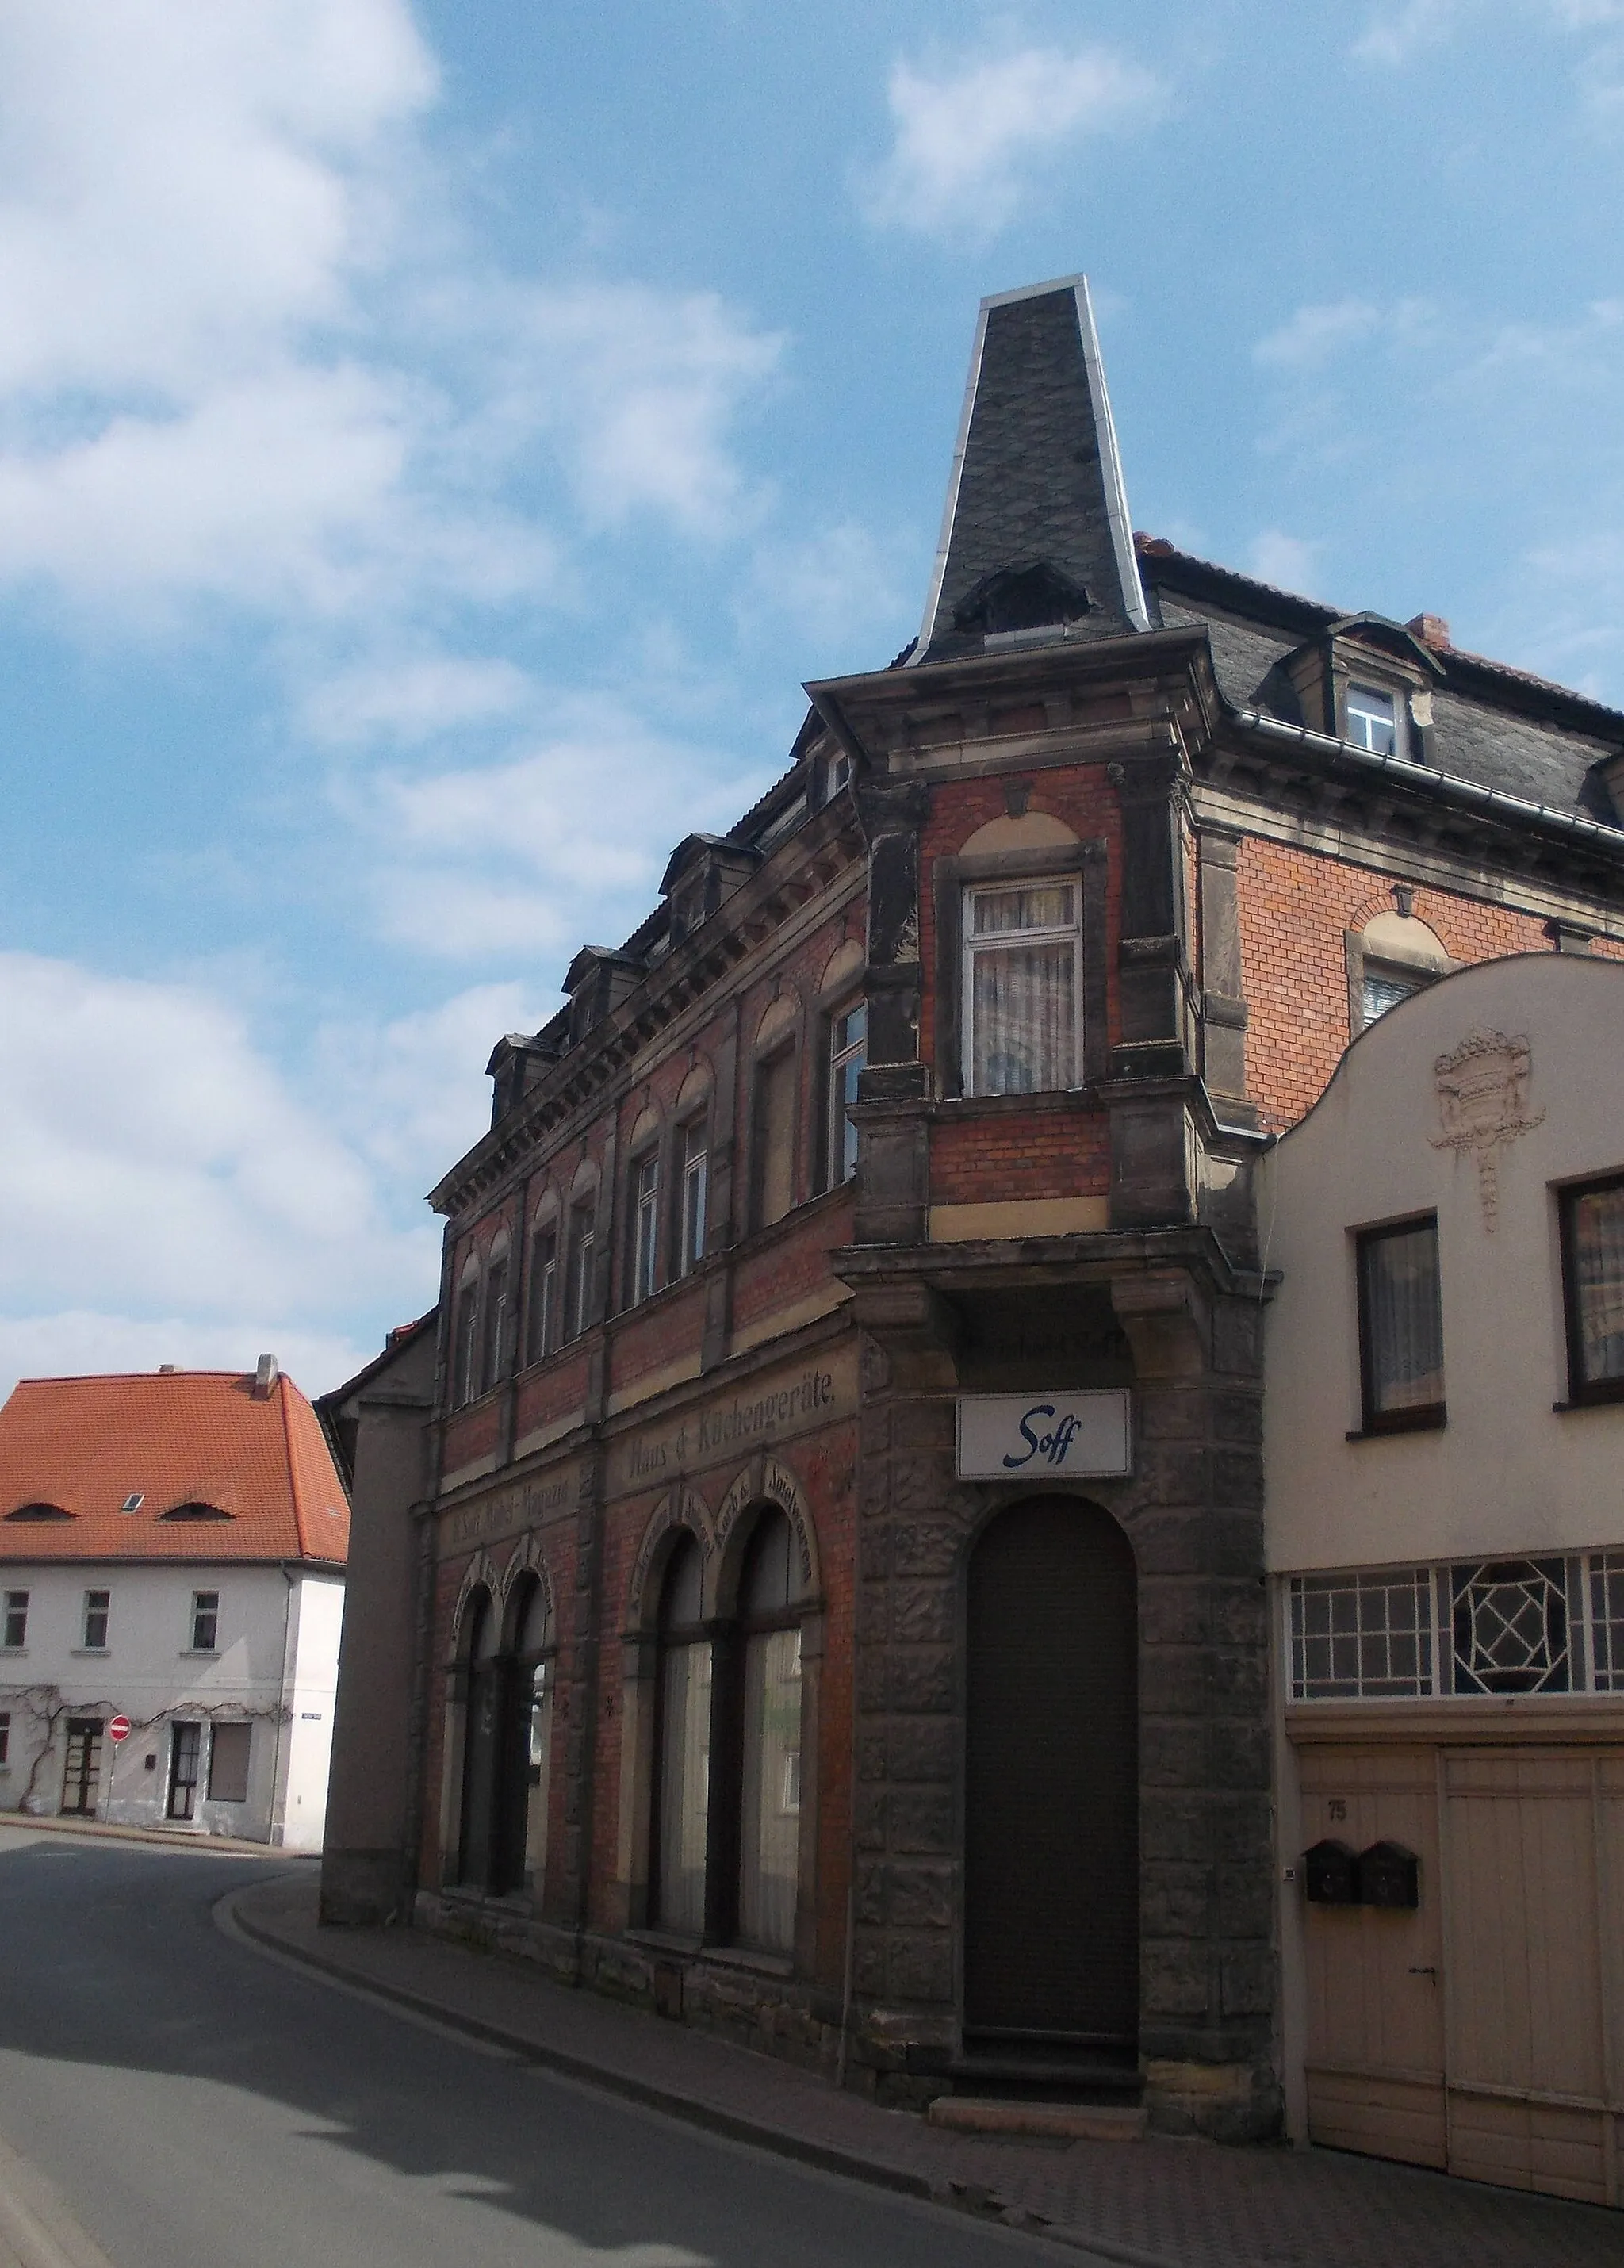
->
xmin=0 ymin=2 xmax=782 ymax=622
xmin=0 ymin=951 xmax=435 ymax=1339
xmin=1246 ymin=531 xmax=1325 ymax=595
xmin=737 ymin=520 xmax=914 ymax=654
xmin=860 ymin=44 xmax=1166 ymax=237
xmin=304 ymin=657 xmax=538 ymax=747
xmin=347 ymin=697 xmax=768 ymax=962
xmin=1254 ymin=299 xmax=1384 ymax=370
xmin=1354 ymin=0 xmax=1624 ymax=62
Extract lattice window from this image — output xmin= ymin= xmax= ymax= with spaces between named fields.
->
xmin=1587 ymin=1553 xmax=1624 ymax=1691
xmin=1289 ymin=1569 xmax=1435 ymax=1700
xmin=1446 ymin=1557 xmax=1576 ymax=1695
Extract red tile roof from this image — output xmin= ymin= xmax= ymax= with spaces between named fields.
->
xmin=0 ymin=1368 xmax=350 ymax=1566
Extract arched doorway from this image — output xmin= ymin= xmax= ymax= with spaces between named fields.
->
xmin=963 ymin=1495 xmax=1138 ymax=2059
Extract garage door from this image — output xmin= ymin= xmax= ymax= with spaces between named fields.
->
xmin=1300 ymin=1745 xmax=1624 ymax=2209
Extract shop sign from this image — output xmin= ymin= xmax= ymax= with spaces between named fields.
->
xmin=955 ymin=1390 xmax=1132 ymax=1481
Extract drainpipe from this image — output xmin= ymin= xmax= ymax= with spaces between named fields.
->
xmin=268 ymin=1564 xmax=296 ymax=1845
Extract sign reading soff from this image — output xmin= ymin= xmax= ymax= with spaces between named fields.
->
xmin=956 ymin=1391 xmax=1133 ymax=1481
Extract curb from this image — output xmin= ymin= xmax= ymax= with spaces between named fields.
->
xmin=0 ymin=1813 xmax=307 ymax=1861
xmin=220 ymin=1886 xmax=1184 ymax=2268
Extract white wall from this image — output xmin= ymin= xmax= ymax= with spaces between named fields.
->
xmin=1261 ymin=952 xmax=1624 ymax=1573
xmin=0 ymin=1558 xmax=344 ymax=1845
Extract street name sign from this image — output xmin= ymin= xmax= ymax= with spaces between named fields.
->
xmin=956 ymin=1390 xmax=1132 ymax=1481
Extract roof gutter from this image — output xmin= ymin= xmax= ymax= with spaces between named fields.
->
xmin=1228 ymin=707 xmax=1624 ymax=860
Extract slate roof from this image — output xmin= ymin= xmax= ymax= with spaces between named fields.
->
xmin=914 ymin=278 xmax=1148 ymax=661
xmin=0 ymin=1368 xmax=350 ymax=1565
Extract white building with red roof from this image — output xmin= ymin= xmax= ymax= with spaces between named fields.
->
xmin=0 ymin=1355 xmax=349 ymax=1849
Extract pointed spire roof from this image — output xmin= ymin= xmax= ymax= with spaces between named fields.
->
xmin=912 ymin=275 xmax=1149 ymax=665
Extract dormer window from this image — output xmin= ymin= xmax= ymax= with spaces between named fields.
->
xmin=1346 ymin=684 xmax=1400 ymax=756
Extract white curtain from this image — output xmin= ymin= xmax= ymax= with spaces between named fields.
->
xmin=968 ymin=885 xmax=1077 ymax=1094
xmin=739 ymin=1627 xmax=801 ymax=1952
xmin=657 ymin=1640 xmax=710 ymax=1933
xmin=1575 ymin=1186 xmax=1624 ymax=1382
xmin=1365 ymin=1224 xmax=1445 ymax=1410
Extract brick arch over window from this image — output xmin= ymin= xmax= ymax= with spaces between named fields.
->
xmin=710 ymin=1453 xmax=821 ymax=1619
xmin=450 ymin=1553 xmax=499 ymax=1662
xmin=959 ymin=808 xmax=1079 ymax=858
xmin=626 ymin=1483 xmax=717 ymax=1631
xmin=500 ymin=1530 xmax=554 ymax=1620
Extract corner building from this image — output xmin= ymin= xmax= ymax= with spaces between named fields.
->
xmin=327 ymin=275 xmax=1624 ymax=2143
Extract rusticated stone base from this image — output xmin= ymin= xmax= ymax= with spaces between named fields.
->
xmin=1143 ymin=2057 xmax=1283 ymax=2143
xmin=412 ymin=1889 xmax=845 ymax=2076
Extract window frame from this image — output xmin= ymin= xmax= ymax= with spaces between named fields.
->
xmin=676 ymin=1116 xmax=708 ymax=1277
xmin=2 ymin=1590 xmax=26 ymax=1650
xmin=480 ymin=1243 xmax=511 ymax=1395
xmin=206 ymin=1721 xmax=252 ymax=1803
xmin=826 ymin=998 xmax=867 ymax=1190
xmin=82 ymin=1588 xmax=111 ymax=1652
xmin=1355 ymin=1214 xmax=1447 ymax=1436
xmin=630 ymin=1149 xmax=660 ymax=1305
xmin=1560 ymin=1170 xmax=1624 ymax=1408
xmin=565 ymin=1200 xmax=597 ymax=1340
xmin=190 ymin=1590 xmax=220 ymax=1653
xmin=1344 ymin=680 xmax=1402 ymax=757
xmin=0 ymin=1711 xmax=10 ymax=1767
xmin=526 ymin=1218 xmax=559 ymax=1365
xmin=167 ymin=1720 xmax=201 ymax=1821
xmin=750 ymin=1044 xmax=800 ymax=1230
xmin=451 ymin=1266 xmax=480 ymax=1408
xmin=931 ymin=840 xmax=1109 ymax=1101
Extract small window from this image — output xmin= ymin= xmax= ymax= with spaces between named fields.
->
xmin=963 ymin=880 xmax=1080 ymax=1096
xmin=566 ymin=1203 xmax=596 ymax=1339
xmin=1361 ymin=964 xmax=1421 ymax=1026
xmin=168 ymin=1721 xmax=201 ymax=1820
xmin=121 ymin=1492 xmax=144 ymax=1514
xmin=206 ymin=1722 xmax=252 ymax=1804
xmin=527 ymin=1227 xmax=557 ymax=1363
xmin=1357 ymin=1217 xmax=1446 ymax=1432
xmin=754 ymin=1051 xmax=799 ymax=1228
xmin=0 ymin=1712 xmax=10 ymax=1766
xmin=1561 ymin=1173 xmax=1624 ymax=1404
xmin=481 ymin=1250 xmax=510 ymax=1394
xmin=631 ymin=1152 xmax=659 ymax=1304
xmin=191 ymin=1591 xmax=220 ymax=1652
xmin=828 ymin=1002 xmax=866 ymax=1187
xmin=82 ymin=1589 xmax=110 ymax=1650
xmin=678 ymin=1121 xmax=707 ymax=1276
xmin=1346 ymin=683 xmax=1400 ymax=755
xmin=2 ymin=1592 xmax=26 ymax=1649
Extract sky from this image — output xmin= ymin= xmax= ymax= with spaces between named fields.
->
xmin=2 ymin=0 xmax=1622 ymax=1404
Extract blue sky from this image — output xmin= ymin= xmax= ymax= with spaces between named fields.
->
xmin=2 ymin=0 xmax=1622 ymax=1400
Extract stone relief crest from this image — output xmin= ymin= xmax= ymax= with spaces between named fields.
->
xmin=1430 ymin=1029 xmax=1545 ymax=1231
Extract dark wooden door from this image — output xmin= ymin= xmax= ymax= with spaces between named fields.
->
xmin=61 ymin=1718 xmax=104 ymax=1816
xmin=964 ymin=1496 xmax=1138 ymax=2048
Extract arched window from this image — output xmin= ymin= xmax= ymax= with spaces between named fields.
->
xmin=452 ymin=1257 xmax=481 ymax=1408
xmin=499 ymin=1573 xmax=556 ymax=1898
xmin=481 ymin=1237 xmax=511 ymax=1394
xmin=457 ymin=1588 xmax=500 ymax=1888
xmin=526 ymin=1201 xmax=560 ymax=1364
xmin=653 ymin=1534 xmax=710 ymax=1935
xmin=736 ymin=1510 xmax=806 ymax=1952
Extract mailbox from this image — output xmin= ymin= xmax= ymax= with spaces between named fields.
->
xmin=1303 ymin=1839 xmax=1359 ymax=1905
xmin=1357 ymin=1839 xmax=1419 ymax=1910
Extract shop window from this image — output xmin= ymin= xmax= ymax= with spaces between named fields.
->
xmin=565 ymin=1202 xmax=596 ymax=1339
xmin=481 ymin=1246 xmax=511 ymax=1393
xmin=677 ymin=1120 xmax=707 ymax=1276
xmin=737 ymin=1511 xmax=806 ymax=1955
xmin=2 ymin=1591 xmax=26 ymax=1649
xmin=1356 ymin=1216 xmax=1446 ymax=1432
xmin=653 ymin=1534 xmax=710 ymax=1936
xmin=630 ymin=1151 xmax=659 ymax=1304
xmin=827 ymin=1001 xmax=865 ymax=1187
xmin=504 ymin=1575 xmax=556 ymax=1897
xmin=963 ymin=879 xmax=1081 ymax=1095
xmin=753 ymin=1050 xmax=799 ymax=1228
xmin=207 ymin=1722 xmax=251 ymax=1803
xmin=1561 ymin=1172 xmax=1624 ymax=1404
xmin=82 ymin=1589 xmax=110 ymax=1650
xmin=168 ymin=1722 xmax=201 ymax=1820
xmin=190 ymin=1591 xmax=219 ymax=1652
xmin=526 ymin=1223 xmax=557 ymax=1363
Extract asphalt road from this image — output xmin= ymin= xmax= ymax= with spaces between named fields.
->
xmin=0 ymin=1828 xmax=1080 ymax=2268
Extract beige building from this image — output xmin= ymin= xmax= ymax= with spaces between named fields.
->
xmin=1262 ymin=950 xmax=1624 ymax=2206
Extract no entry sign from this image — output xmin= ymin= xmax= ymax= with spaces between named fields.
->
xmin=108 ymin=1714 xmax=131 ymax=1743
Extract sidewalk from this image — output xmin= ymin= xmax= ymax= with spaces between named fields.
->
xmin=0 ymin=1810 xmax=304 ymax=1861
xmin=228 ymin=1875 xmax=1622 ymax=2268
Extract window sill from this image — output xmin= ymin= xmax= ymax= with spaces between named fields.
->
xmin=1345 ymin=1411 xmax=1446 ymax=1441
xmin=933 ymin=1086 xmax=1099 ymax=1118
xmin=70 ymin=1648 xmax=110 ymax=1658
xmin=1553 ymin=1387 xmax=1624 ymax=1412
xmin=178 ymin=1649 xmax=220 ymax=1660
